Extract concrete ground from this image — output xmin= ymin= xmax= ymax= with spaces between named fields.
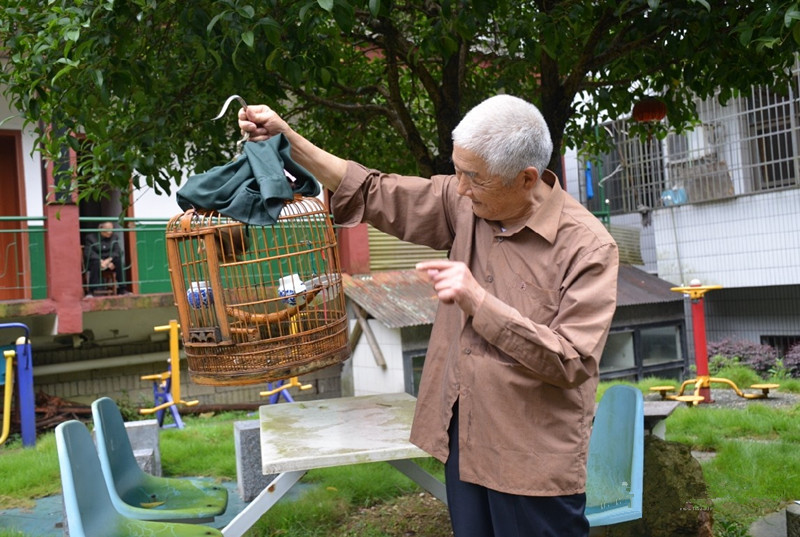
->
xmin=749 ymin=507 xmax=792 ymax=537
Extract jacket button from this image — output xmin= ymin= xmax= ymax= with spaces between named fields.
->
xmin=464 ymin=348 xmax=472 ymax=355
xmin=485 ymin=275 xmax=494 ymax=283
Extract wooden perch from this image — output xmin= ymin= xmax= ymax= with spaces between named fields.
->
xmin=226 ymin=287 xmax=321 ymax=324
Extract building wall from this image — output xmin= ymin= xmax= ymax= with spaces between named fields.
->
xmin=348 ymin=318 xmax=407 ymax=396
xmin=698 ymin=285 xmax=800 ymax=351
xmin=652 ymin=189 xmax=800 ymax=287
xmin=34 ymin=346 xmax=342 ymax=408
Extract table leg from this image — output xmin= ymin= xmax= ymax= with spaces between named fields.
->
xmin=388 ymin=459 xmax=448 ymax=505
xmin=222 ymin=470 xmax=307 ymax=537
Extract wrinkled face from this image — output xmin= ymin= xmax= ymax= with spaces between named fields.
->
xmin=452 ymin=146 xmax=534 ymax=224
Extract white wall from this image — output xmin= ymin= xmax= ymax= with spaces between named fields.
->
xmin=652 ymin=188 xmax=800 ymax=287
xmin=348 ymin=318 xmax=407 ymax=396
xmin=130 ymin=182 xmax=183 ymax=219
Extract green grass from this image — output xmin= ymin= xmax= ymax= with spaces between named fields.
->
xmin=0 ymin=433 xmax=60 ymax=509
xmin=159 ymin=411 xmax=245 ymax=479
xmin=1 ymin=376 xmax=799 ymax=536
xmin=247 ymin=459 xmax=442 ymax=536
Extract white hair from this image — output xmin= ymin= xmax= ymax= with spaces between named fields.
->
xmin=451 ymin=95 xmax=553 ymax=184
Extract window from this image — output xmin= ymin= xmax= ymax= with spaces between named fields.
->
xmin=601 ymin=331 xmax=635 ymax=373
xmin=588 ymin=121 xmax=666 ymax=215
xmin=403 ymin=350 xmax=426 ymax=397
xmin=601 ymin=323 xmax=686 ymax=381
xmin=746 ymin=82 xmax=800 ymax=191
xmin=640 ymin=325 xmax=683 ymax=367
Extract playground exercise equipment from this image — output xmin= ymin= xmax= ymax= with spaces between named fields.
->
xmin=650 ymin=281 xmax=779 ymax=406
xmin=260 ymin=376 xmax=312 ymax=404
xmin=140 ymin=321 xmax=199 ymax=428
xmin=0 ymin=322 xmax=35 ymax=447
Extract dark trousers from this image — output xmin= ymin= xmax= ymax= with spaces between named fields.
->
xmin=445 ymin=403 xmax=589 ymax=537
xmin=87 ymin=257 xmax=125 ymax=291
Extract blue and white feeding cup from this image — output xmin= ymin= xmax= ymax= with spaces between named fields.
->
xmin=278 ymin=274 xmax=306 ymax=305
xmin=187 ymin=281 xmax=213 ymax=308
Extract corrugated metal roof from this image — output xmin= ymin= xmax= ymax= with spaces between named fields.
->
xmin=617 ymin=265 xmax=682 ymax=306
xmin=343 ymin=271 xmax=439 ymax=328
xmin=344 ymin=265 xmax=680 ymax=329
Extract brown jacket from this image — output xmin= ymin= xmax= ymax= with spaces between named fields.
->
xmin=332 ymin=161 xmax=619 ymax=496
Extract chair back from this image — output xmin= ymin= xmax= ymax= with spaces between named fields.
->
xmin=92 ymin=397 xmax=144 ymax=503
xmin=91 ymin=396 xmax=228 ymax=522
xmin=585 ymin=384 xmax=644 ymax=527
xmin=55 ymin=419 xmax=224 ymax=536
xmin=56 ymin=420 xmax=124 ymax=536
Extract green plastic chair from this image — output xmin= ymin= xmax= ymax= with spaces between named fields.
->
xmin=91 ymin=397 xmax=228 ymax=523
xmin=55 ymin=420 xmax=222 ymax=537
xmin=585 ymin=384 xmax=644 ymax=527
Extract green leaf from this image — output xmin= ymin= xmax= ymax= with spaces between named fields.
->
xmin=51 ymin=65 xmax=75 ymax=85
xmin=319 ymin=66 xmax=331 ymax=86
xmin=237 ymin=5 xmax=255 ymax=18
xmin=368 ymin=0 xmax=380 ymax=17
xmin=264 ymin=47 xmax=281 ymax=71
xmin=207 ymin=10 xmax=229 ymax=32
xmin=92 ymin=69 xmax=104 ymax=89
xmin=317 ymin=0 xmax=334 ymax=12
xmin=242 ymin=30 xmax=254 ymax=47
xmin=739 ymin=26 xmax=753 ymax=46
xmin=785 ymin=8 xmax=800 ymax=27
xmin=332 ymin=1 xmax=355 ymax=31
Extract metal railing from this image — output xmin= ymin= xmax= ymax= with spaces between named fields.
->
xmin=0 ymin=216 xmax=172 ymax=301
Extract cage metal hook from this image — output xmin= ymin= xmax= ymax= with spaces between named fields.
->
xmin=213 ymin=95 xmax=250 ymax=155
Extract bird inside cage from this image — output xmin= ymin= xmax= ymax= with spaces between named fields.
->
xmin=196 ymin=224 xmax=251 ymax=262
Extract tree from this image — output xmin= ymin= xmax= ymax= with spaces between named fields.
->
xmin=1 ymin=0 xmax=798 ymax=205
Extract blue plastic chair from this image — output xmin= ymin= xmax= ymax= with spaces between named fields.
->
xmin=585 ymin=384 xmax=644 ymax=527
xmin=91 ymin=397 xmax=228 ymax=523
xmin=55 ymin=420 xmax=222 ymax=537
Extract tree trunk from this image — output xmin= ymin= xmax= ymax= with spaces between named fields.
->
xmin=539 ymin=53 xmax=573 ymax=183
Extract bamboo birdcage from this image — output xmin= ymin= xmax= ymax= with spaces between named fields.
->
xmin=165 ymin=197 xmax=349 ymax=386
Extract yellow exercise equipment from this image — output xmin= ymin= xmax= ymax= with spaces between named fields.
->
xmin=139 ymin=321 xmax=199 ymax=428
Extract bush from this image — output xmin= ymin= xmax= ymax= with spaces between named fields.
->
xmin=707 ymin=339 xmax=778 ymax=378
xmin=708 ymin=353 xmax=739 ymax=374
xmin=713 ymin=365 xmax=761 ymax=388
xmin=784 ymin=342 xmax=800 ymax=378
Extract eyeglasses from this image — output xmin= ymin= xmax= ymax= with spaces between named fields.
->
xmin=455 ymin=168 xmax=501 ymax=191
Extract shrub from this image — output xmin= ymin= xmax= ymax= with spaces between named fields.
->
xmin=706 ymin=339 xmax=778 ymax=378
xmin=784 ymin=342 xmax=800 ymax=378
xmin=713 ymin=365 xmax=761 ymax=388
xmin=708 ymin=353 xmax=739 ymax=375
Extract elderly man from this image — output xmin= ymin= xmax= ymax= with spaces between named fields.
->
xmin=239 ymin=95 xmax=618 ymax=537
xmin=84 ymin=221 xmax=128 ymax=295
